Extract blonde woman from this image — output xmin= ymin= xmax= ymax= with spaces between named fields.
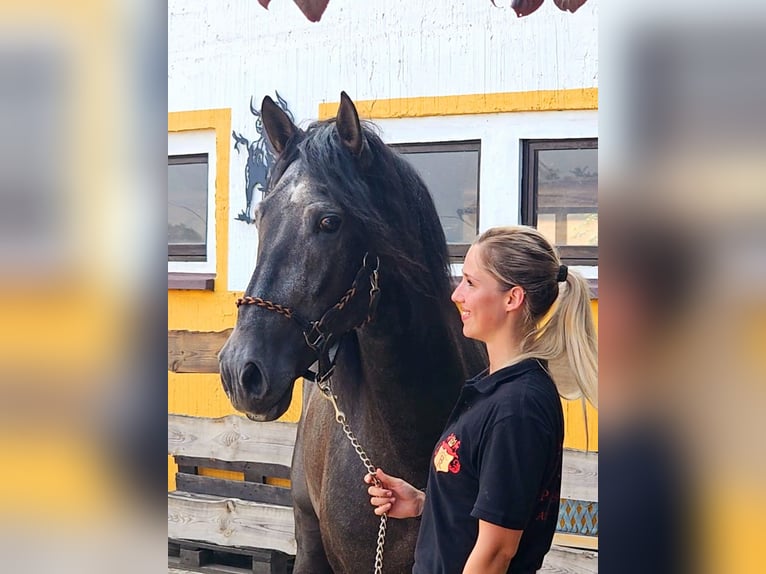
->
xmin=365 ymin=226 xmax=597 ymax=574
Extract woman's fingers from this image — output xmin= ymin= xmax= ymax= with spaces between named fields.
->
xmin=370 ymin=496 xmax=395 ymax=506
xmin=367 ymin=486 xmax=392 ymax=497
xmin=364 ymin=470 xmax=399 ymax=517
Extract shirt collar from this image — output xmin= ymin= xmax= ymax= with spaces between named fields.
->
xmin=464 ymin=358 xmax=546 ymax=395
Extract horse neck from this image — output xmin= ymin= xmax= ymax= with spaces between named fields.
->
xmin=338 ymin=285 xmax=471 ymax=467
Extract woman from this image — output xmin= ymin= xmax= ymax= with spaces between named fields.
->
xmin=365 ymin=226 xmax=597 ymax=573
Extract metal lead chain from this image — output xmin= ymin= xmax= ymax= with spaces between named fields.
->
xmin=318 ymin=379 xmax=387 ymax=574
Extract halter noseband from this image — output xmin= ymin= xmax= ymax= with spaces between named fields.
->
xmin=235 ymin=253 xmax=380 ymax=383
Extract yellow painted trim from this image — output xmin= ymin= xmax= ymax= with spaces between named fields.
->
xmin=553 ymin=533 xmax=598 ymax=550
xmin=168 ymin=108 xmax=231 ymax=289
xmin=318 ymin=88 xmax=598 ymax=120
xmin=199 ymin=467 xmax=244 ymax=481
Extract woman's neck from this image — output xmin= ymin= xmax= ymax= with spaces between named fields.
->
xmin=486 ymin=336 xmax=523 ymax=374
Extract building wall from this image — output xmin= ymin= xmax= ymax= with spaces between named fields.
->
xmin=168 ymin=0 xmax=599 ymax=489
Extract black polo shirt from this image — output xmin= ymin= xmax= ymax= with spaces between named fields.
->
xmin=413 ymin=358 xmax=564 ymax=574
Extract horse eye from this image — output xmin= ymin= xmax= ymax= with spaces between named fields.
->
xmin=319 ymin=215 xmax=341 ymax=233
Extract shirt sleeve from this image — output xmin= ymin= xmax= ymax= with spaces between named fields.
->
xmin=470 ymin=413 xmax=553 ymax=530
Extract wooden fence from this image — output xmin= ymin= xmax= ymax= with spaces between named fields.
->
xmin=168 ymin=413 xmax=597 ymax=573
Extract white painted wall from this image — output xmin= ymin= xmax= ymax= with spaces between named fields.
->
xmin=168 ymin=0 xmax=599 ymax=290
xmin=168 ymin=0 xmax=598 ymax=115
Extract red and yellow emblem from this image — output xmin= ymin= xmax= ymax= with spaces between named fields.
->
xmin=433 ymin=433 xmax=461 ymax=473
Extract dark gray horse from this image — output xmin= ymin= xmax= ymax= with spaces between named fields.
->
xmin=219 ymin=92 xmax=486 ymax=573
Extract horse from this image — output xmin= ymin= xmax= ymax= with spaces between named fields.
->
xmin=218 ymin=92 xmax=487 ymax=573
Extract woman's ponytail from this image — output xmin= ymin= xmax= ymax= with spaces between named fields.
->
xmin=475 ymin=226 xmax=598 ymax=407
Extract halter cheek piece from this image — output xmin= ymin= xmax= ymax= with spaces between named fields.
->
xmin=235 ymin=253 xmax=381 ymax=384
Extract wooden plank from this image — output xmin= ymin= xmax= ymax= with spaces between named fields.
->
xmin=168 ymin=329 xmax=232 ymax=373
xmin=540 ymin=544 xmax=598 ymax=573
xmin=168 ymin=414 xmax=297 ymax=467
xmin=252 ymin=549 xmax=289 ymax=574
xmin=176 ymin=473 xmax=293 ymax=506
xmin=169 ymin=539 xmax=293 ymax=574
xmin=168 ymin=491 xmax=297 ymax=555
xmin=561 ymin=449 xmax=598 ymax=503
xmin=180 ymin=547 xmax=212 ymax=568
xmin=553 ymin=533 xmax=598 ymax=551
xmin=174 ymin=456 xmax=292 ymax=480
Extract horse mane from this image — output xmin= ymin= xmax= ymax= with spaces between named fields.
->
xmin=268 ymin=119 xmax=455 ymax=305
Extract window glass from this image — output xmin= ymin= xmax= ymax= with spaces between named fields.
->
xmin=168 ymin=155 xmax=208 ymax=260
xmin=536 ymin=147 xmax=598 ymax=248
xmin=395 ymin=142 xmax=480 ymax=253
xmin=523 ymin=139 xmax=598 ymax=265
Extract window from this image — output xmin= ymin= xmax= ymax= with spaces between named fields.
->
xmin=168 ymin=154 xmax=209 ymax=262
xmin=522 ymin=139 xmax=598 ymax=265
xmin=393 ymin=141 xmax=480 ymax=262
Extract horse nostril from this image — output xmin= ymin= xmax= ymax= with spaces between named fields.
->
xmin=240 ymin=362 xmax=268 ymax=399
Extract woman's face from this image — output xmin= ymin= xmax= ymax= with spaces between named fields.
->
xmin=451 ymin=245 xmax=512 ymax=343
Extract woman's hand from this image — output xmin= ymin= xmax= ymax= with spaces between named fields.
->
xmin=364 ymin=468 xmax=426 ymax=519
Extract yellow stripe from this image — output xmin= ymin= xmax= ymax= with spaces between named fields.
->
xmin=168 ymin=291 xmax=241 ymax=332
xmin=199 ymin=467 xmax=244 ymax=481
xmin=168 ymin=372 xmax=304 ymax=422
xmin=562 ymin=300 xmax=598 ymax=451
xmin=168 ymin=108 xmax=231 ymax=289
xmin=318 ymin=88 xmax=598 ymax=120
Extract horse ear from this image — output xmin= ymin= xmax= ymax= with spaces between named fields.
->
xmin=336 ymin=91 xmax=366 ymax=157
xmin=261 ymin=95 xmax=298 ymax=155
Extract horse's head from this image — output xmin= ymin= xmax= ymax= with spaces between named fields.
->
xmin=219 ymin=92 xmax=380 ymax=421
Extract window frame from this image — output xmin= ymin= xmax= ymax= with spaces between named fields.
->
xmin=168 ymin=153 xmax=209 ymax=262
xmin=392 ymin=140 xmax=481 ymax=262
xmin=521 ymin=138 xmax=598 ymax=266
xmin=167 ymin=126 xmax=219 ymax=285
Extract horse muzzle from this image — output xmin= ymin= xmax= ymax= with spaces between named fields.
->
xmin=218 ymin=334 xmax=299 ymax=421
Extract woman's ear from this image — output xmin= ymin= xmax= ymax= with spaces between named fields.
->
xmin=506 ymin=286 xmax=526 ymax=312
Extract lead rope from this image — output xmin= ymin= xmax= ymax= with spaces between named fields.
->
xmin=317 ymin=374 xmax=387 ymax=574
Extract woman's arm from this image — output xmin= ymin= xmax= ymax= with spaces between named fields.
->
xmin=462 ymin=519 xmax=522 ymax=574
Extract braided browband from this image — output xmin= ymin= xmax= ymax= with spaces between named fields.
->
xmin=235 ymin=254 xmax=380 ymax=380
xmin=235 ymin=296 xmax=294 ymax=319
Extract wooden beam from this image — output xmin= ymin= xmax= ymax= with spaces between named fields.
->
xmin=168 ymin=414 xmax=297 ymax=467
xmin=168 ymin=491 xmax=296 ymax=555
xmin=553 ymin=533 xmax=598 ymax=551
xmin=169 ymin=539 xmax=293 ymax=574
xmin=540 ymin=544 xmax=598 ymax=573
xmin=561 ymin=449 xmax=598 ymax=503
xmin=168 ymin=329 xmax=232 ymax=373
xmin=176 ymin=473 xmax=293 ymax=506
xmin=174 ymin=456 xmax=292 ymax=480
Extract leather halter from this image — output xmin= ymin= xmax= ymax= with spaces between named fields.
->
xmin=235 ymin=253 xmax=380 ymax=383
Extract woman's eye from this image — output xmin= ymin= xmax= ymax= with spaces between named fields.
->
xmin=319 ymin=215 xmax=341 ymax=233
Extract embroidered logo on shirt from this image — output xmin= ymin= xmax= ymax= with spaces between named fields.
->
xmin=433 ymin=433 xmax=461 ymax=473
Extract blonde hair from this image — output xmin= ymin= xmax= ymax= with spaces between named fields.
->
xmin=474 ymin=226 xmax=598 ymax=407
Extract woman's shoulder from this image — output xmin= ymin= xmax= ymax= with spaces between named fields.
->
xmin=490 ymin=362 xmax=562 ymax=420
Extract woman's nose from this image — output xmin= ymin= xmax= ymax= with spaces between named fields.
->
xmin=451 ymin=283 xmax=462 ymax=303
